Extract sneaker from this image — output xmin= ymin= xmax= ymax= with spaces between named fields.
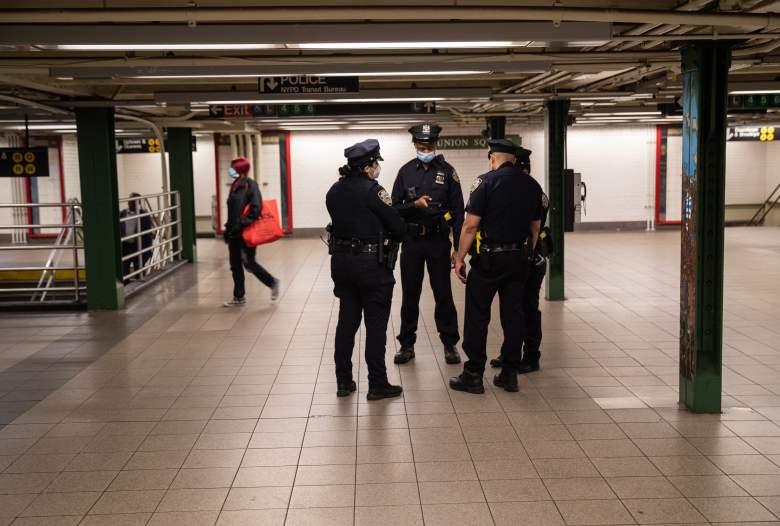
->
xmin=223 ymin=297 xmax=246 ymax=307
xmin=271 ymin=279 xmax=281 ymax=302
xmin=393 ymin=345 xmax=415 ymax=364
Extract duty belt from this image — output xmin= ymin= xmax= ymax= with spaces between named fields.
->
xmin=407 ymin=222 xmax=444 ymax=238
xmin=480 ymin=239 xmax=528 ymax=254
xmin=332 ymin=239 xmax=379 ymax=254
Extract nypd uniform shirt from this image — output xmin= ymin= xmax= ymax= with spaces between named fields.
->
xmin=466 ymin=161 xmax=544 ymax=243
xmin=390 ymin=154 xmax=465 ymax=248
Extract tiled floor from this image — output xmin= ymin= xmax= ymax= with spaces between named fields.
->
xmin=0 ymin=227 xmax=779 ymax=525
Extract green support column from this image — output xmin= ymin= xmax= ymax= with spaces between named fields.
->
xmin=544 ymin=98 xmax=570 ymax=301
xmin=168 ymin=127 xmax=197 ymax=263
xmin=75 ymin=108 xmax=124 ymax=310
xmin=679 ymin=43 xmax=731 ymax=413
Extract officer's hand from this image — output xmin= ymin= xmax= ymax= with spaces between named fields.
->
xmin=453 ymin=256 xmax=467 ymax=284
xmin=414 ymin=195 xmax=432 ymax=208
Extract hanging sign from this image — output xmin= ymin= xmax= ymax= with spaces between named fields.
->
xmin=116 ymin=137 xmax=197 ymax=153
xmin=0 ymin=147 xmax=49 ymax=177
xmin=727 ymin=126 xmax=776 ymax=142
xmin=258 ymin=76 xmax=359 ymax=94
xmin=437 ymin=135 xmax=522 ymax=150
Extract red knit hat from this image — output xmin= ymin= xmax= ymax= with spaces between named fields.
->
xmin=231 ymin=156 xmax=251 ymax=175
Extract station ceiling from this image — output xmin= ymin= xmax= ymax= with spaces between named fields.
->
xmin=1 ymin=1 xmax=780 ymax=133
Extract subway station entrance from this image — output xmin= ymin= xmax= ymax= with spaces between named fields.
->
xmin=1 ymin=3 xmax=780 ymax=524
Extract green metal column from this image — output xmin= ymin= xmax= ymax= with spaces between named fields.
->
xmin=679 ymin=43 xmax=731 ymax=413
xmin=75 ymin=107 xmax=124 ymax=310
xmin=486 ymin=116 xmax=506 ymax=139
xmin=544 ymin=98 xmax=570 ymax=301
xmin=168 ymin=127 xmax=197 ymax=263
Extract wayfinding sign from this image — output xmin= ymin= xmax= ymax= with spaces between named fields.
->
xmin=209 ymin=102 xmax=435 ymax=119
xmin=116 ymin=137 xmax=197 ymax=154
xmin=258 ymin=76 xmax=359 ymax=94
xmin=0 ymin=147 xmax=49 ymax=177
xmin=727 ymin=126 xmax=776 ymax=142
xmin=438 ymin=135 xmax=522 ymax=150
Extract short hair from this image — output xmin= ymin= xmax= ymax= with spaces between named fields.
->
xmin=231 ymin=156 xmax=251 ymax=175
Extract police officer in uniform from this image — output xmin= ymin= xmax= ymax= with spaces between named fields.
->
xmin=450 ymin=139 xmax=543 ymax=394
xmin=392 ymin=123 xmax=464 ymax=365
xmin=326 ymin=139 xmax=406 ymax=401
xmin=491 ymin=148 xmax=552 ymax=374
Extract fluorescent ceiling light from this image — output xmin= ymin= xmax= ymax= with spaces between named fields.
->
xmin=329 ymin=97 xmax=444 ymax=103
xmin=55 ymin=44 xmax=281 ymax=51
xmin=583 ymin=111 xmax=661 ymax=117
xmin=279 ymin=126 xmax=342 ymax=131
xmin=291 ymin=41 xmax=524 ymax=50
xmin=4 ymin=124 xmax=76 ymax=130
xmin=729 ymin=90 xmax=780 ymax=95
xmin=203 ymin=99 xmax=324 ymax=105
xmin=135 ymin=70 xmax=489 ymax=80
xmin=346 ymin=125 xmax=410 ymax=129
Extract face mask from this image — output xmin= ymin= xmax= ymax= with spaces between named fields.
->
xmin=228 ymin=167 xmax=239 ymax=179
xmin=416 ymin=150 xmax=436 ymax=164
xmin=369 ymin=163 xmax=381 ymax=179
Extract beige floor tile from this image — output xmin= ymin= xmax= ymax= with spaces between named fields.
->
xmin=592 ymin=457 xmax=661 ymax=477
xmin=5 ymin=454 xmax=75 ymax=474
xmin=544 ymin=477 xmax=616 ymax=500
xmin=20 ymin=491 xmax=101 ymax=517
xmin=606 ymin=476 xmax=682 ymax=499
xmin=0 ymin=494 xmax=37 ymax=519
xmin=757 ymin=496 xmax=780 ymax=516
xmin=44 ymin=470 xmax=117 ymax=493
xmin=490 ymin=500 xmax=564 ymax=526
xmin=423 ymin=503 xmax=494 ymax=526
xmin=480 ymin=478 xmax=551 ymax=502
xmin=668 ymin=475 xmax=749 ymax=497
xmin=157 ymin=488 xmax=229 ymax=512
xmin=233 ymin=466 xmax=296 ymax=487
xmin=222 ymin=486 xmax=292 ymax=510
xmin=555 ymin=499 xmax=634 ymax=526
xmin=415 ymin=461 xmax=477 ymax=482
xmin=108 ymin=469 xmax=178 ymax=491
xmin=577 ymin=439 xmax=643 ymax=458
xmin=524 ymin=440 xmax=586 ymax=459
xmin=294 ymin=464 xmax=355 ymax=486
xmin=689 ymin=496 xmax=778 ymax=522
xmin=534 ymin=458 xmax=599 ymax=479
xmin=418 ymin=480 xmax=484 ymax=505
xmin=9 ymin=517 xmax=82 ymax=526
xmin=355 ymin=462 xmax=416 ymax=484
xmin=354 ymin=505 xmax=422 ymax=526
xmin=241 ymin=448 xmax=300 ymax=467
xmin=0 ymin=473 xmax=57 ymax=494
xmin=473 ymin=458 xmax=538 ymax=480
xmin=709 ymin=454 xmax=780 ymax=475
xmin=125 ymin=450 xmax=188 ymax=470
xmin=649 ymin=455 xmax=722 ymax=476
xmin=623 ymin=498 xmax=706 ymax=524
xmin=171 ymin=467 xmax=238 ymax=489
xmin=284 ymin=507 xmax=354 ymax=526
xmin=290 ymin=484 xmax=355 ymax=508
xmin=358 ymin=445 xmax=413 ymax=464
xmin=79 ymin=513 xmax=152 ymax=526
xmin=215 ymin=509 xmax=286 ymax=526
xmin=183 ymin=449 xmax=244 ymax=469
xmin=298 ymin=446 xmax=356 ymax=466
xmin=90 ymin=490 xmax=166 ymax=514
xmin=354 ymin=482 xmax=420 ymax=507
xmin=730 ymin=474 xmax=780 ymax=496
xmin=147 ymin=511 xmax=220 ymax=526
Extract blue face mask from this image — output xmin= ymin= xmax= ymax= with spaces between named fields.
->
xmin=228 ymin=167 xmax=239 ymax=179
xmin=416 ymin=150 xmax=436 ymax=164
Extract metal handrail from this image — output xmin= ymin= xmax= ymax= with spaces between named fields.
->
xmin=749 ymin=182 xmax=780 ymax=226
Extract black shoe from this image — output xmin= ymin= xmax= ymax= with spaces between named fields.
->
xmin=493 ymin=368 xmax=519 ymax=392
xmin=444 ymin=345 xmax=461 ymax=365
xmin=394 ymin=345 xmax=415 ymax=364
xmin=517 ymin=361 xmax=540 ymax=374
xmin=336 ymin=380 xmax=356 ymax=397
xmin=367 ymin=384 xmax=403 ymax=401
xmin=489 ymin=356 xmax=503 ymax=369
xmin=449 ymin=369 xmax=485 ymax=394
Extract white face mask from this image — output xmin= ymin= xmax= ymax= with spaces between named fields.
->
xmin=368 ymin=163 xmax=381 ymax=179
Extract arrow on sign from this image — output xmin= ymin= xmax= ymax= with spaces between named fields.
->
xmin=423 ymin=102 xmax=435 ymax=112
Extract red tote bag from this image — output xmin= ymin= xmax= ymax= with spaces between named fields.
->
xmin=242 ymin=199 xmax=284 ymax=247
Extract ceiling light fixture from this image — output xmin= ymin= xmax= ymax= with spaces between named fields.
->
xmin=56 ymin=44 xmax=282 ymax=51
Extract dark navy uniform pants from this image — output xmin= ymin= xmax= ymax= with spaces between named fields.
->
xmin=228 ymin=237 xmax=276 ymax=299
xmin=331 ymin=253 xmax=394 ymax=388
xmin=397 ymin=236 xmax=460 ymax=348
xmin=462 ymin=251 xmax=530 ymax=374
xmin=500 ymin=258 xmax=546 ymax=363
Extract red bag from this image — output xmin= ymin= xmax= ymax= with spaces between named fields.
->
xmin=241 ymin=199 xmax=284 ymax=247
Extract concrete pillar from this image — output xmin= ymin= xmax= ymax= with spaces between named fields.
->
xmin=679 ymin=43 xmax=731 ymax=413
xmin=75 ymin=107 xmax=124 ymax=310
xmin=544 ymin=98 xmax=570 ymax=301
xmin=168 ymin=127 xmax=197 ymax=263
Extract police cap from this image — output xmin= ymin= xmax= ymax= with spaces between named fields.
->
xmin=344 ymin=138 xmax=384 ymax=167
xmin=409 ymin=123 xmax=442 ymax=144
xmin=516 ymin=147 xmax=532 ymax=168
xmin=487 ymin=138 xmax=522 ymax=156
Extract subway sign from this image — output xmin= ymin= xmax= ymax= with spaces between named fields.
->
xmin=437 ymin=135 xmax=522 ymax=150
xmin=0 ymin=147 xmax=49 ymax=177
xmin=116 ymin=137 xmax=197 ymax=154
xmin=729 ymin=94 xmax=780 ymax=109
xmin=727 ymin=126 xmax=776 ymax=142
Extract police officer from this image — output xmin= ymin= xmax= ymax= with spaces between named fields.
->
xmin=450 ymin=139 xmax=543 ymax=394
xmin=491 ymin=148 xmax=551 ymax=374
xmin=326 ymin=139 xmax=406 ymax=401
xmin=392 ymin=123 xmax=464 ymax=365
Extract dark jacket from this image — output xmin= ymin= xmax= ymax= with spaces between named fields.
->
xmin=120 ymin=207 xmax=153 ymax=249
xmin=326 ymin=171 xmax=405 ymax=243
xmin=225 ymin=176 xmax=262 ymax=239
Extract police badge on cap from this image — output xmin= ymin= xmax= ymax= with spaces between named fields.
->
xmin=409 ymin=123 xmax=442 ymax=144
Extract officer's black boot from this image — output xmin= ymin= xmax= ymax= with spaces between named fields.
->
xmin=493 ymin=368 xmax=519 ymax=392
xmin=394 ymin=345 xmax=415 ymax=364
xmin=449 ymin=369 xmax=485 ymax=394
xmin=489 ymin=356 xmax=503 ymax=368
xmin=444 ymin=345 xmax=461 ymax=365
xmin=336 ymin=380 xmax=357 ymax=397
xmin=367 ymin=383 xmax=403 ymax=401
xmin=517 ymin=347 xmax=540 ymax=374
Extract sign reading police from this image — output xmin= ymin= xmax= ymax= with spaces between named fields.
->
xmin=0 ymin=147 xmax=49 ymax=178
xmin=258 ymin=76 xmax=359 ymax=95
